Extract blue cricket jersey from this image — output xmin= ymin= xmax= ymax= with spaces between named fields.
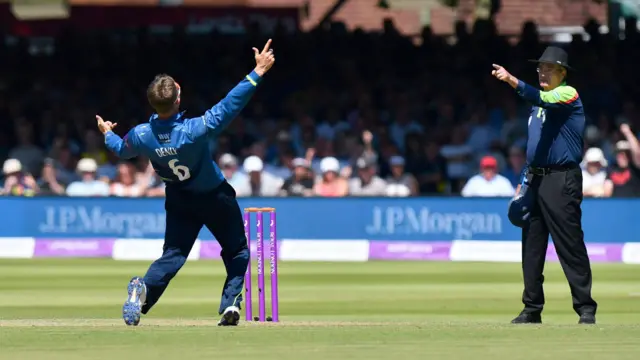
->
xmin=104 ymin=70 xmax=262 ymax=193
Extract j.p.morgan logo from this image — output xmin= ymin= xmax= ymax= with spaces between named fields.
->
xmin=365 ymin=206 xmax=503 ymax=239
xmin=39 ymin=206 xmax=165 ymax=237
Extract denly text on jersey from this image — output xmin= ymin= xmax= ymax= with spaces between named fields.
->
xmin=155 ymin=147 xmax=178 ymax=157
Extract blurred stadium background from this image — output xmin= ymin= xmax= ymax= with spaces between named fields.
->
xmin=1 ymin=1 xmax=640 ymax=359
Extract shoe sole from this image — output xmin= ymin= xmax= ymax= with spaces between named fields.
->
xmin=123 ymin=277 xmax=145 ymax=326
xmin=219 ymin=308 xmax=240 ymax=326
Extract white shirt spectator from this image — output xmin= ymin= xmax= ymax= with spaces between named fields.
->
xmin=218 ymin=153 xmax=248 ymax=193
xmin=235 ymin=156 xmax=283 ymax=197
xmin=66 ymin=180 xmax=110 ymax=197
xmin=461 ymin=174 xmax=515 ymax=197
xmin=227 ymin=171 xmax=248 ymax=193
xmin=66 ymin=158 xmax=110 ymax=197
xmin=582 ymin=171 xmax=607 ymax=196
xmin=348 ymin=157 xmax=388 ymax=196
xmin=348 ymin=176 xmax=387 ymax=196
xmin=385 ymin=183 xmax=411 ymax=197
xmin=581 ymin=147 xmax=608 ymax=197
xmin=110 ymin=183 xmax=145 ymax=197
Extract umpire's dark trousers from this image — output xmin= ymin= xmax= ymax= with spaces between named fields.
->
xmin=521 ymin=165 xmax=597 ymax=315
xmin=142 ymin=181 xmax=249 ymax=315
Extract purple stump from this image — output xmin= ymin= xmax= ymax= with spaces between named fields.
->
xmin=257 ymin=211 xmax=266 ymax=322
xmin=269 ymin=211 xmax=279 ymax=322
xmin=243 ymin=211 xmax=252 ymax=321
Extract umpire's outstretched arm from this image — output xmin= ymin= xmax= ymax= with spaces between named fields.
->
xmin=492 ymin=64 xmax=578 ymax=111
xmin=514 ymin=80 xmax=578 ymax=111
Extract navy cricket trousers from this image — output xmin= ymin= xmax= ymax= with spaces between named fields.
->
xmin=141 ymin=181 xmax=249 ymax=315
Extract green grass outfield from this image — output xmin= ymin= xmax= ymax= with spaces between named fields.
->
xmin=1 ymin=259 xmax=640 ymax=359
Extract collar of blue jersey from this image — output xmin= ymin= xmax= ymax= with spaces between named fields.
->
xmin=150 ymin=111 xmax=187 ymax=123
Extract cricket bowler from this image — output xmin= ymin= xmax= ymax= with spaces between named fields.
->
xmin=97 ymin=39 xmax=275 ymax=326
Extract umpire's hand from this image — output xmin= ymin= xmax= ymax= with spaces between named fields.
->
xmin=492 ymin=64 xmax=518 ymax=88
xmin=253 ymin=39 xmax=275 ymax=77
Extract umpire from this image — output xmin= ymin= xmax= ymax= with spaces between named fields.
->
xmin=492 ymin=46 xmax=597 ymax=325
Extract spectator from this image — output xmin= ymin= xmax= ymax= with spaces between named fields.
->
xmin=81 ymin=129 xmax=109 ymax=166
xmin=502 ymin=146 xmax=526 ymax=187
xmin=385 ymin=183 xmax=412 ymax=197
xmin=110 ymin=162 xmax=145 ymax=197
xmin=389 ymin=107 xmax=423 ymax=152
xmin=316 ymin=108 xmax=350 ymax=141
xmin=1 ymin=18 xmax=639 ymax=198
xmin=66 ymin=158 xmax=110 ymax=197
xmin=440 ymin=126 xmax=474 ymax=193
xmin=279 ymin=158 xmax=314 ymax=197
xmin=360 ymin=130 xmax=378 ymax=164
xmin=604 ymin=140 xmax=640 ymax=197
xmin=268 ymin=147 xmax=297 ymax=180
xmin=98 ymin=151 xmax=120 ymax=183
xmin=581 ymin=147 xmax=608 ymax=198
xmin=137 ymin=161 xmax=165 ymax=197
xmin=500 ymin=98 xmax=528 ymax=147
xmin=38 ymin=158 xmax=67 ymax=196
xmin=461 ymin=155 xmax=515 ymax=197
xmin=235 ymin=156 xmax=283 ymax=197
xmin=1 ymin=158 xmax=38 ymax=196
xmin=404 ymin=139 xmax=446 ymax=194
xmin=145 ymin=174 xmax=166 ymax=197
xmin=218 ymin=153 xmax=248 ymax=194
xmin=9 ymin=122 xmax=44 ymax=177
xmin=467 ymin=106 xmax=499 ymax=154
xmin=385 ymin=156 xmax=417 ymax=195
xmin=313 ymin=156 xmax=348 ymax=197
xmin=348 ymin=157 xmax=388 ymax=196
xmin=46 ymin=140 xmax=79 ymax=186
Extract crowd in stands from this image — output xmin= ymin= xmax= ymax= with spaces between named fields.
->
xmin=1 ymin=16 xmax=640 ymax=198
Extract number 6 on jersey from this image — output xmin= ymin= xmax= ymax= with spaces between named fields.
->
xmin=168 ymin=159 xmax=191 ymax=181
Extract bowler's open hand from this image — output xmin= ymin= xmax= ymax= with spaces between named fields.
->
xmin=253 ymin=39 xmax=275 ymax=77
xmin=96 ymin=115 xmax=118 ymax=135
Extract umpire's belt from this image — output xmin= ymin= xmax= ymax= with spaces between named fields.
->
xmin=528 ymin=163 xmax=578 ymax=176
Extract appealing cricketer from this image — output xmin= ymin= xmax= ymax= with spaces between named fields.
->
xmin=97 ymin=39 xmax=275 ymax=327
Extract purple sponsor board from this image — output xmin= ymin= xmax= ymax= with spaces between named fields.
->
xmin=199 ymin=241 xmax=282 ymax=260
xmin=369 ymin=241 xmax=452 ymax=261
xmin=546 ymin=243 xmax=623 ymax=263
xmin=34 ymin=238 xmax=115 ymax=257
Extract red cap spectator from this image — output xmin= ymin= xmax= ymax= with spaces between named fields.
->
xmin=480 ymin=156 xmax=498 ymax=169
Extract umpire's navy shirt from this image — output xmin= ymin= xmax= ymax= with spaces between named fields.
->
xmin=516 ymin=80 xmax=585 ymax=167
xmin=104 ymin=71 xmax=262 ymax=192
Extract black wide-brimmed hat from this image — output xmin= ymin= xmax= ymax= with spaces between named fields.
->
xmin=528 ymin=46 xmax=574 ymax=71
